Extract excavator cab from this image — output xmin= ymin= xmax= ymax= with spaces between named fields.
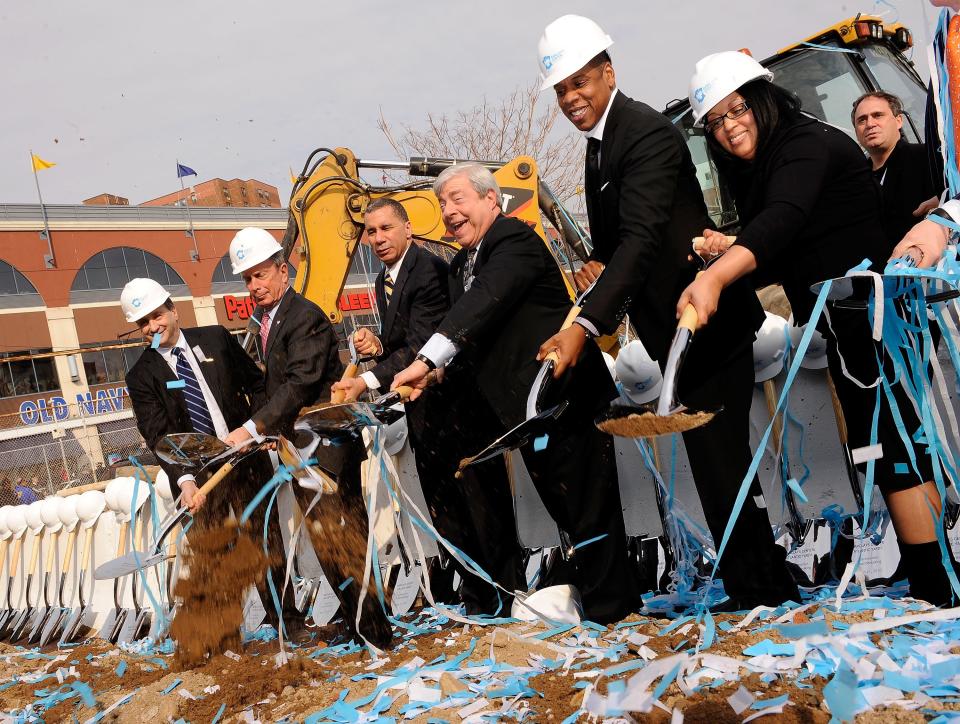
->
xmin=664 ymin=15 xmax=928 ymax=229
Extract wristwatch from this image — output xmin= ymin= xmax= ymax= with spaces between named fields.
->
xmin=415 ymin=353 xmax=437 ymax=371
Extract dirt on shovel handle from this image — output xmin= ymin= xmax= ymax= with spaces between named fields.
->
xmin=597 ymin=409 xmax=716 ymax=437
xmin=171 ymin=523 xmax=269 ymax=668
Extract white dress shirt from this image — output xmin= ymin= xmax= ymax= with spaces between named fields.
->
xmin=159 ymin=331 xmax=229 ymax=487
xmin=361 ymin=245 xmax=412 ymax=391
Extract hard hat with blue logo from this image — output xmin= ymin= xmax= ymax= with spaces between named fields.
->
xmin=688 ymin=51 xmax=773 ymax=127
xmin=537 ymin=15 xmax=614 ymax=91
xmin=229 ymin=227 xmax=283 ymax=276
xmin=120 ymin=277 xmax=171 ymax=323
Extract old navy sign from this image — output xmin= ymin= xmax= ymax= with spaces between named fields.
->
xmin=223 ymin=292 xmax=372 ymax=319
xmin=19 ymin=386 xmax=128 ymax=425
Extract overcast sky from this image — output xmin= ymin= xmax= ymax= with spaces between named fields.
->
xmin=1 ymin=1 xmax=932 ymax=205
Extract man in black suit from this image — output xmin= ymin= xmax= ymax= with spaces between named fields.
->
xmin=222 ymin=227 xmax=392 ymax=648
xmin=852 ymin=91 xmax=943 ymax=246
xmin=332 ymin=198 xmax=525 ymax=615
xmin=393 ymin=164 xmax=642 ymax=624
xmin=122 ymin=278 xmax=284 ymax=626
xmin=535 ymin=15 xmax=798 ymax=610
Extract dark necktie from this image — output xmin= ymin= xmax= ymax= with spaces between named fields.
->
xmin=462 ymin=249 xmax=478 ymax=291
xmin=383 ymin=273 xmax=394 ymax=303
xmin=586 ymin=138 xmax=601 ymax=197
xmin=172 ymin=348 xmax=216 ymax=436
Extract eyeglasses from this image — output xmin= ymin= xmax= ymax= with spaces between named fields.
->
xmin=704 ymin=101 xmax=751 ymax=135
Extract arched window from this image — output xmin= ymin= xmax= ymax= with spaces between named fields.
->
xmin=0 ymin=260 xmax=43 ymax=308
xmin=71 ymin=247 xmax=186 ymax=292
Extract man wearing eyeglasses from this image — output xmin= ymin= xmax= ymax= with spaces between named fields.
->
xmin=536 ymin=17 xmax=798 ymax=610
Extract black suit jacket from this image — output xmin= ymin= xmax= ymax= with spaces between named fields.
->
xmin=252 ymin=287 xmax=342 ymax=436
xmin=580 ymin=90 xmax=762 ymax=370
xmin=369 ymin=243 xmax=450 ymax=386
xmin=876 ymin=139 xmax=943 ymax=246
xmin=126 ymin=326 xmax=265 ymax=498
xmin=437 ymin=214 xmax=615 ymax=428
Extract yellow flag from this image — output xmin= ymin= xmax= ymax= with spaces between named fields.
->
xmin=289 ymin=166 xmax=298 ymax=184
xmin=31 ymin=154 xmax=55 ymax=172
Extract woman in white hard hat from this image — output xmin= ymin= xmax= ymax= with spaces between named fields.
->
xmin=679 ymin=52 xmax=955 ymax=606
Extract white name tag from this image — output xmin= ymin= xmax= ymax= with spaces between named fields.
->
xmin=851 ymin=443 xmax=884 ymax=465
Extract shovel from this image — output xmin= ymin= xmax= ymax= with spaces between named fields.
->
xmin=0 ymin=509 xmax=27 ymax=637
xmin=27 ymin=524 xmax=60 ymax=643
xmin=296 ymin=389 xmax=406 ymax=437
xmin=97 ymin=518 xmax=130 ymax=642
xmin=456 ymin=285 xmax=600 ymax=475
xmin=94 ymin=435 xmax=245 ymax=580
xmin=59 ymin=518 xmax=98 ymax=645
xmin=597 ymin=271 xmax=720 ymax=438
xmin=148 ymin=531 xmax=181 ymax=641
xmin=331 ymin=334 xmax=361 ymax=405
xmin=116 ymin=514 xmax=152 ymax=643
xmin=762 ymin=379 xmax=811 ymax=546
xmin=9 ymin=506 xmax=46 ymax=643
xmin=39 ymin=518 xmax=78 ymax=647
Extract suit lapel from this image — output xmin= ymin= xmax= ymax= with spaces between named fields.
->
xmin=381 ymin=244 xmax=416 ymax=339
xmin=183 ymin=328 xmax=221 ymax=405
xmin=599 ymin=91 xmax=627 ymax=184
xmin=263 ymin=288 xmax=293 ymax=359
xmin=450 ymin=248 xmax=468 ymax=303
xmin=143 ymin=347 xmax=188 ymax=422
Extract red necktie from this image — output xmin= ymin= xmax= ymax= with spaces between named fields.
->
xmin=947 ymin=15 xmax=960 ymax=167
xmin=260 ymin=312 xmax=271 ymax=353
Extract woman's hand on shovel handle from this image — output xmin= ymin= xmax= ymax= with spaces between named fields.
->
xmin=538 ymin=325 xmax=588 ymax=378
xmin=677 ymin=273 xmax=723 ymax=330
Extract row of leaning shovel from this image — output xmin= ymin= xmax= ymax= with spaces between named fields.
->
xmin=0 ymin=474 xmax=166 ymax=648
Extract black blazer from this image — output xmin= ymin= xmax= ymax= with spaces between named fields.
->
xmin=876 ymin=139 xmax=943 ymax=247
xmin=251 ymin=287 xmax=342 ymax=436
xmin=369 ymin=243 xmax=450 ymax=386
xmin=437 ymin=214 xmax=615 ymax=428
xmin=126 ymin=326 xmax=265 ymax=498
xmin=580 ymin=90 xmax=763 ymax=371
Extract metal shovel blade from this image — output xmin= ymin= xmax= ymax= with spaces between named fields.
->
xmin=98 ymin=606 xmax=126 ymax=642
xmin=95 ymin=549 xmax=169 ymax=581
xmin=8 ymin=605 xmax=34 ymax=643
xmin=457 ymin=402 xmax=568 ymax=474
xmin=155 ymin=433 xmax=231 ymax=468
xmin=296 ymin=399 xmax=404 ymax=436
xmin=39 ymin=606 xmax=68 ymax=647
xmin=60 ymin=605 xmax=95 ymax=645
xmin=117 ymin=608 xmax=149 ymax=644
xmin=27 ymin=604 xmax=51 ymax=644
xmin=810 ymin=272 xmax=959 ymax=308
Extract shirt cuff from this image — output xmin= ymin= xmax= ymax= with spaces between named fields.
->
xmin=419 ymin=333 xmax=459 ymax=368
xmin=360 ymin=370 xmax=381 ymax=390
xmin=243 ymin=419 xmax=265 ymax=443
xmin=176 ymin=474 xmax=196 ymax=486
xmin=574 ymin=317 xmax=600 ymax=338
xmin=940 ymin=198 xmax=960 ymax=225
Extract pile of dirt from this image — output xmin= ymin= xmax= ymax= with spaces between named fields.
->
xmin=170 ymin=524 xmax=268 ymax=667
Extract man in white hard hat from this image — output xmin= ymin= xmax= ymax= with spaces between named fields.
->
xmin=223 ymin=227 xmax=393 ymax=649
xmin=332 ymin=199 xmax=525 ymax=615
xmin=536 ymin=16 xmax=799 ymax=610
xmin=122 ymin=277 xmax=289 ymax=629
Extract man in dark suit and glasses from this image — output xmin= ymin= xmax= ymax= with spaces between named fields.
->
xmin=223 ymin=227 xmax=392 ymax=648
xmin=535 ymin=15 xmax=798 ymax=610
xmin=122 ymin=277 xmax=286 ymax=628
xmin=332 ymin=198 xmax=525 ymax=615
xmin=392 ymin=164 xmax=642 ymax=624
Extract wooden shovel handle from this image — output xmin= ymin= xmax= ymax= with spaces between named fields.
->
xmin=115 ymin=520 xmax=129 ymax=558
xmin=762 ymin=380 xmax=784 ymax=455
xmin=0 ymin=539 xmax=8 ymax=577
xmin=544 ymin=305 xmax=584 ymax=365
xmin=678 ymin=304 xmax=699 ymax=333
xmin=60 ymin=528 xmax=78 ymax=576
xmin=44 ymin=530 xmax=59 ymax=571
xmin=27 ymin=533 xmax=42 ymax=577
xmin=79 ymin=527 xmax=95 ymax=572
xmin=198 ymin=461 xmax=234 ymax=497
xmin=331 ymin=363 xmax=360 ymax=404
xmin=692 ymin=235 xmax=737 ymax=254
xmin=56 ymin=481 xmax=112 ymax=497
xmin=393 ymin=385 xmax=414 ymax=401
xmin=8 ymin=537 xmax=23 ymax=578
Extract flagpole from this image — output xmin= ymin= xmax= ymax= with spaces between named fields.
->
xmin=177 ymin=159 xmax=199 ymax=261
xmin=30 ymin=149 xmax=56 ymax=269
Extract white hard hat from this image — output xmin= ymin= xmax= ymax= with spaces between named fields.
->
xmin=0 ymin=506 xmax=11 ymax=538
xmin=40 ymin=497 xmax=63 ymax=532
xmin=601 ymin=351 xmax=617 ymax=382
xmin=754 ymin=312 xmax=789 ymax=383
xmin=689 ymin=51 xmax=773 ymax=126
xmin=25 ymin=500 xmax=46 ymax=533
xmin=6 ymin=506 xmax=28 ymax=536
xmin=615 ymin=340 xmax=663 ymax=405
xmin=229 ymin=227 xmax=283 ymax=275
xmin=383 ymin=408 xmax=408 ymax=456
xmin=120 ymin=277 xmax=171 ymax=323
xmin=75 ymin=490 xmax=106 ymax=526
xmin=154 ymin=469 xmax=174 ymax=502
xmin=537 ymin=15 xmax=613 ymax=91
xmin=56 ymin=496 xmax=80 ymax=530
xmin=788 ymin=315 xmax=829 ymax=370
xmin=512 ymin=584 xmax=583 ymax=625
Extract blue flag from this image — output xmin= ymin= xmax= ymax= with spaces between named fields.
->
xmin=176 ymin=163 xmax=197 ymax=178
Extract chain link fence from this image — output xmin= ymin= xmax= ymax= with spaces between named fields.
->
xmin=0 ymin=401 xmax=153 ymax=506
